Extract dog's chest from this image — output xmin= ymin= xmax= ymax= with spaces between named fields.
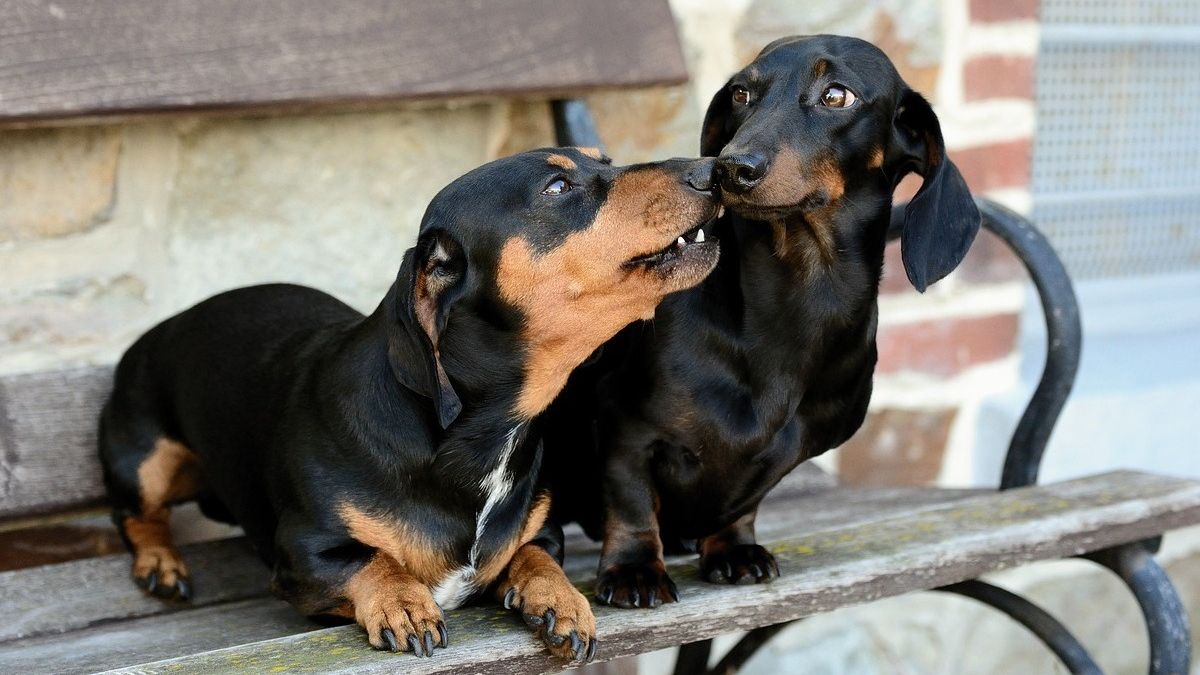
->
xmin=431 ymin=426 xmax=527 ymax=609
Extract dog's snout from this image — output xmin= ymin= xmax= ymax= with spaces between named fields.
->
xmin=715 ymin=153 xmax=768 ymax=195
xmin=681 ymin=158 xmax=717 ymax=193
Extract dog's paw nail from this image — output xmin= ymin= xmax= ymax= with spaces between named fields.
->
xmin=381 ymin=627 xmax=399 ymax=652
xmin=542 ymin=608 xmax=556 ymax=635
xmin=437 ymin=622 xmax=449 ymax=648
xmin=503 ymin=587 xmax=517 ymax=609
xmin=586 ymin=638 xmax=598 ymax=662
xmin=175 ymin=578 xmax=193 ymax=601
xmin=139 ymin=571 xmax=158 ymax=594
xmin=423 ymin=630 xmax=436 ymax=655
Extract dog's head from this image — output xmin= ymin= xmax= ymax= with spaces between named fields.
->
xmin=701 ymin=34 xmax=979 ymax=292
xmin=391 ymin=147 xmax=721 ymax=426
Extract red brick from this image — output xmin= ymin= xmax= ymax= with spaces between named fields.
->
xmin=956 ymin=228 xmax=1025 ymax=285
xmin=970 ymin=0 xmax=1038 ymax=22
xmin=876 ymin=312 xmax=1019 ymax=377
xmin=837 ymin=407 xmax=956 ymax=486
xmin=964 ymin=55 xmax=1035 ymax=102
xmin=878 ymin=220 xmax=1025 ymax=296
xmin=951 ymin=138 xmax=1031 ymax=193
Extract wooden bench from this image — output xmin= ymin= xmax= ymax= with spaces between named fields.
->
xmin=2 ymin=2 xmax=1197 ymax=674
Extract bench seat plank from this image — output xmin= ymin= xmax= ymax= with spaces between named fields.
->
xmin=0 ymin=598 xmax=315 ymax=675
xmin=0 ymin=366 xmax=113 ymax=519
xmin=0 ymin=537 xmax=269 ymax=642
xmin=0 ymin=0 xmax=687 ymax=126
xmin=1 ymin=470 xmax=1197 ymax=675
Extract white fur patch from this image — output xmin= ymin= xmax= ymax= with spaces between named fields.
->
xmin=431 ymin=426 xmax=523 ymax=609
xmin=432 ymin=566 xmax=476 ymax=609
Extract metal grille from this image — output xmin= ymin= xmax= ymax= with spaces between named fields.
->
xmin=1032 ymin=1 xmax=1200 ymax=279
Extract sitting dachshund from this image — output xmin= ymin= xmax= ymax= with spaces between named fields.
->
xmin=98 ymin=147 xmax=720 ymax=658
xmin=542 ymin=35 xmax=981 ymax=607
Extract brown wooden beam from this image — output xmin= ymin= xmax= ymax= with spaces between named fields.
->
xmin=0 ymin=0 xmax=688 ymax=126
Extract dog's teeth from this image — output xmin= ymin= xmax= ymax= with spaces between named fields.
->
xmin=676 ymin=236 xmax=686 ymax=247
xmin=717 ymin=205 xmax=725 ymax=218
xmin=695 ymin=228 xmax=706 ymax=243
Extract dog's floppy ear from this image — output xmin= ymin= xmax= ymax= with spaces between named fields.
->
xmin=701 ymin=79 xmax=736 ymax=157
xmin=893 ymin=89 xmax=981 ymax=293
xmin=392 ymin=228 xmax=465 ymax=428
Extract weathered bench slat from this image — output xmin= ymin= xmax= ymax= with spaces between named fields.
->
xmin=0 ymin=464 xmax=952 ymax=642
xmin=0 ymin=537 xmax=269 ymax=642
xmin=1 ymin=470 xmax=1196 ymax=675
xmin=0 ymin=0 xmax=687 ymax=126
xmin=0 ymin=366 xmax=113 ymax=519
xmin=1 ymin=598 xmax=315 ymax=675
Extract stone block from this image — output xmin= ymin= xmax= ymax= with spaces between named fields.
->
xmin=585 ymin=85 xmax=699 ymax=162
xmin=0 ymin=126 xmax=121 ymax=243
xmin=737 ymin=0 xmax=942 ymax=96
xmin=0 ymin=275 xmax=149 ymax=360
xmin=165 ymin=106 xmax=498 ymax=313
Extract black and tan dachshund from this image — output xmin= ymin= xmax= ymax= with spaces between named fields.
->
xmin=542 ymin=35 xmax=980 ymax=607
xmin=98 ymin=147 xmax=721 ymax=658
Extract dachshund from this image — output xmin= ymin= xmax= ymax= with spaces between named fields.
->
xmin=98 ymin=147 xmax=721 ymax=656
xmin=542 ymin=35 xmax=980 ymax=608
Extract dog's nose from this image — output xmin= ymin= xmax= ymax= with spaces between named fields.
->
xmin=683 ymin=157 xmax=717 ymax=192
xmin=715 ymin=153 xmax=768 ymax=195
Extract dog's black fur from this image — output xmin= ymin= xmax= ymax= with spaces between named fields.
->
xmin=542 ymin=35 xmax=981 ymax=607
xmin=98 ymin=147 xmax=720 ymax=657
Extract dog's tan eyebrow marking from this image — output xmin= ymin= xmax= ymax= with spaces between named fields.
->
xmin=812 ymin=59 xmax=829 ymax=77
xmin=574 ymin=146 xmax=604 ymax=160
xmin=546 ymin=154 xmax=577 ymax=170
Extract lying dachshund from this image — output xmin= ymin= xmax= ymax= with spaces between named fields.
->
xmin=542 ymin=35 xmax=980 ymax=607
xmin=98 ymin=147 xmax=720 ymax=658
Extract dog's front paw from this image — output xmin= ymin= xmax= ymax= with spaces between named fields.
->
xmin=595 ymin=560 xmax=679 ymax=609
xmin=132 ymin=546 xmax=193 ymax=601
xmin=700 ymin=544 xmax=780 ymax=585
xmin=501 ymin=545 xmax=597 ymax=662
xmin=355 ymin=586 xmax=447 ymax=657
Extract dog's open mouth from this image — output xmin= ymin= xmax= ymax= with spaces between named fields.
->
xmin=625 ymin=207 xmax=723 ymax=272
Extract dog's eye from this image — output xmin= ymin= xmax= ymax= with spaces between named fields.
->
xmin=731 ymin=86 xmax=752 ymax=105
xmin=542 ymin=178 xmax=571 ymax=195
xmin=821 ymin=85 xmax=858 ymax=108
